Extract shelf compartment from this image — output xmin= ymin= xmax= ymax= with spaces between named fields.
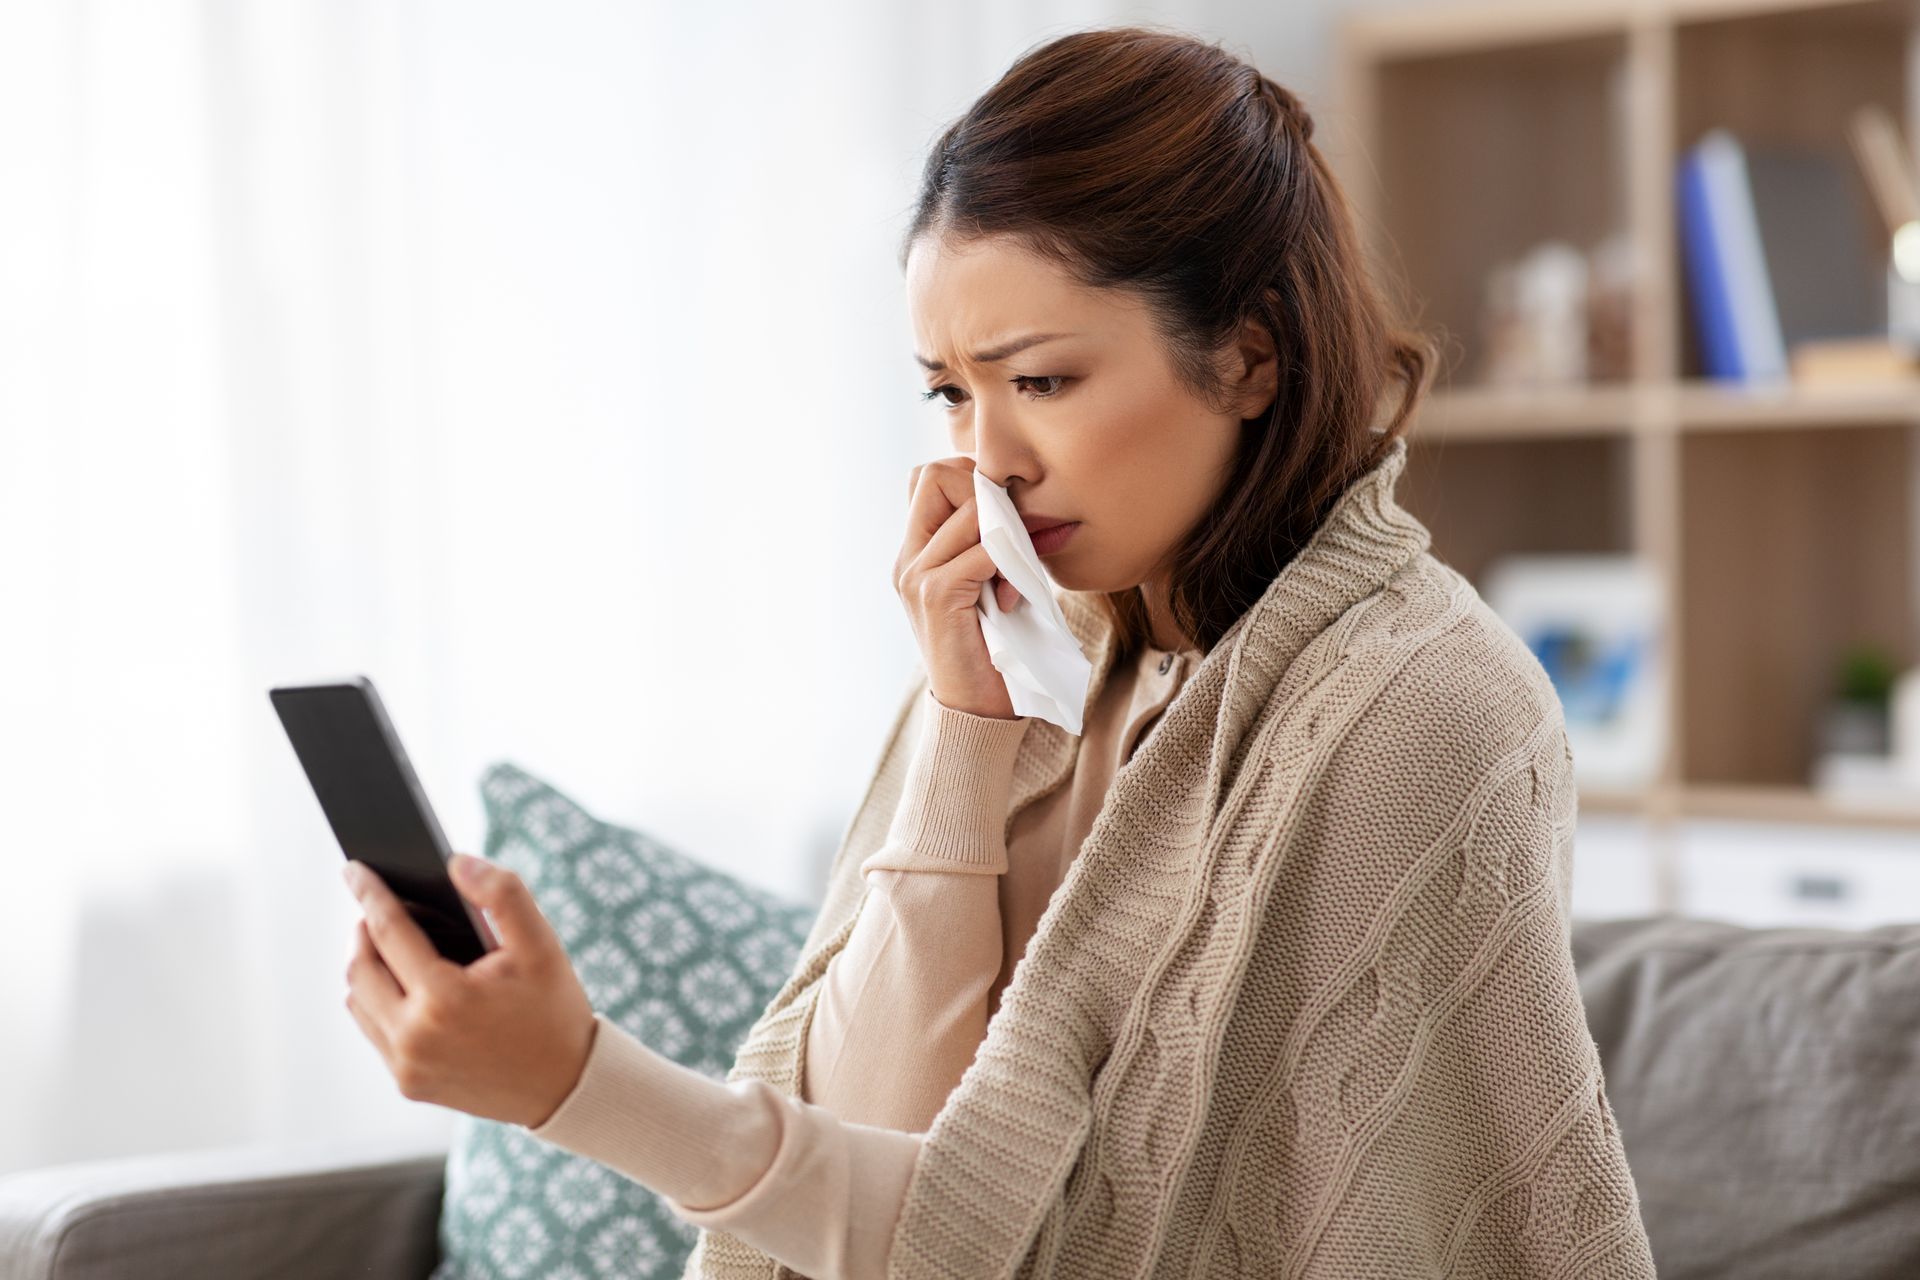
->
xmin=1670 ymin=0 xmax=1912 ymax=380
xmin=1367 ymin=31 xmax=1635 ymax=388
xmin=1676 ymin=421 xmax=1918 ymax=787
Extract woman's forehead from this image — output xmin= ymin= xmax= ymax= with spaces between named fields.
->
xmin=906 ymin=238 xmax=1143 ymax=366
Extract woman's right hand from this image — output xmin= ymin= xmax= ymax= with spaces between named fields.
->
xmin=895 ymin=456 xmax=1026 ymax=720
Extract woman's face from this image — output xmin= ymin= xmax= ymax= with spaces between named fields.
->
xmin=904 ymin=232 xmax=1275 ymax=601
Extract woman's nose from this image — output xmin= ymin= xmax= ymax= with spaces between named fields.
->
xmin=969 ymin=416 xmax=1029 ymax=493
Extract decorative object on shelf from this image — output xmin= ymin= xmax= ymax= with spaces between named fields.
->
xmin=1480 ymin=554 xmax=1665 ymax=790
xmin=1847 ymin=105 xmax=1920 ymax=355
xmin=1826 ymin=644 xmax=1897 ymax=753
xmin=1585 ymin=230 xmax=1635 ymax=382
xmin=1811 ymin=643 xmax=1918 ymax=806
xmin=1476 ymin=233 xmax=1635 ymax=388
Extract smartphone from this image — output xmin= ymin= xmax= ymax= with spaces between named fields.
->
xmin=269 ymin=676 xmax=500 ymax=965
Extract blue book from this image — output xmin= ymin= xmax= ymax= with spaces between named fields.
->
xmin=1676 ymin=130 xmax=1789 ymax=384
xmin=1677 ymin=148 xmax=1743 ymax=380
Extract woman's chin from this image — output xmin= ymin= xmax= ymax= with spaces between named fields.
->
xmin=1040 ymin=561 xmax=1113 ymax=595
xmin=1041 ymin=561 xmax=1084 ymax=590
xmin=1040 ymin=549 xmax=1152 ymax=598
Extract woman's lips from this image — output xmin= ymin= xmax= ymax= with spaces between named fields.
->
xmin=1028 ymin=521 xmax=1080 ymax=556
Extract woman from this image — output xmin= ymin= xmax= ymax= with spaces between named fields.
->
xmin=341 ymin=24 xmax=1658 ymax=1279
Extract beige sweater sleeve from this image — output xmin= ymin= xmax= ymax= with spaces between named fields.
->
xmin=526 ymin=1011 xmax=922 ymax=1279
xmin=804 ymin=689 xmax=1031 ymax=1131
xmin=522 ymin=690 xmax=1029 ymax=1279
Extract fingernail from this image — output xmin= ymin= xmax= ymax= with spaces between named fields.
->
xmin=342 ymin=862 xmax=364 ymax=892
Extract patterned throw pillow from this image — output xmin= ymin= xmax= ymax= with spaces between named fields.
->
xmin=431 ymin=762 xmax=816 ymax=1280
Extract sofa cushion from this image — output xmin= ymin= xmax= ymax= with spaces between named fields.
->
xmin=431 ymin=763 xmax=815 ymax=1280
xmin=1572 ymin=914 xmax=1920 ymax=1280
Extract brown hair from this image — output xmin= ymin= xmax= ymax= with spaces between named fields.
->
xmin=898 ymin=24 xmax=1434 ymax=659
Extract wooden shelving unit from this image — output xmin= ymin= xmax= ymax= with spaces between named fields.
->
xmin=1333 ymin=0 xmax=1920 ymax=861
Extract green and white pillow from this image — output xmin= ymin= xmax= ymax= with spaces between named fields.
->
xmin=431 ymin=762 xmax=815 ymax=1280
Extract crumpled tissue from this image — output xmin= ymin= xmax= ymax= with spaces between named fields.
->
xmin=972 ymin=467 xmax=1093 ymax=734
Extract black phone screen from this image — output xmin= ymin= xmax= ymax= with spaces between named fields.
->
xmin=269 ymin=677 xmax=499 ymax=965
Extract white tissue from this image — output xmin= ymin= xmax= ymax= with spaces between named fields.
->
xmin=971 ymin=467 xmax=1094 ymax=734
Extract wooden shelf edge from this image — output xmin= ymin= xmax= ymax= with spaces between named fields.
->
xmin=1343 ymin=0 xmax=1631 ymax=61
xmin=1577 ymin=781 xmax=1920 ymax=829
xmin=1671 ymin=381 xmax=1920 ymax=430
xmin=1667 ymin=0 xmax=1915 ymax=29
xmin=1413 ymin=380 xmax=1920 ymax=442
xmin=1576 ymin=784 xmax=1659 ymax=816
xmin=1346 ymin=0 xmax=1908 ymax=62
xmin=1414 ymin=383 xmax=1640 ymax=440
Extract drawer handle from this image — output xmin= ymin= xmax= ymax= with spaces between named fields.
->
xmin=1788 ymin=873 xmax=1850 ymax=902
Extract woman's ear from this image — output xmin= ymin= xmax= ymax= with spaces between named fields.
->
xmin=1228 ymin=311 xmax=1280 ymax=422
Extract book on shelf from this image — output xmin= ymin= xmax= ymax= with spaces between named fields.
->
xmin=1677 ymin=128 xmax=1887 ymax=386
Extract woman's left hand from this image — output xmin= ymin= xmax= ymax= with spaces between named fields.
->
xmin=341 ymin=853 xmax=596 ymax=1129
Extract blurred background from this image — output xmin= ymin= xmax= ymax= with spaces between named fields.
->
xmin=5 ymin=0 xmax=1918 ymax=1179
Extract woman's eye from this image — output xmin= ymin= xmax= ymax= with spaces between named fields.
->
xmin=917 ymin=376 xmax=1067 ymax=409
xmin=1013 ymin=374 xmax=1066 ymax=399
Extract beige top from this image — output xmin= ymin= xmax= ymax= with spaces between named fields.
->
xmin=804 ymin=637 xmax=1203 ymax=1134
xmin=528 ymin=636 xmax=1201 ymax=1278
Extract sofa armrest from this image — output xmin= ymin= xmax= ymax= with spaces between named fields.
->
xmin=0 ymin=1137 xmax=447 ymax=1280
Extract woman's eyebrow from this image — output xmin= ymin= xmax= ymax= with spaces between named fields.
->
xmin=914 ymin=331 xmax=1078 ymax=372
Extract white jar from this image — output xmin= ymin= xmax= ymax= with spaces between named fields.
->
xmin=1889 ymin=259 xmax=1920 ymax=352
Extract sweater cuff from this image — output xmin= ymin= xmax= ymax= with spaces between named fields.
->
xmin=859 ymin=688 xmax=1030 ymax=876
xmin=668 ymin=1082 xmax=924 ymax=1276
xmin=522 ymin=1012 xmax=780 ymax=1212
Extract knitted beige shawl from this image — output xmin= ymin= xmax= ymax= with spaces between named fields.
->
xmin=687 ymin=436 xmax=1657 ymax=1279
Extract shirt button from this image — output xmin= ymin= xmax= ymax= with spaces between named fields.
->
xmin=1157 ymin=654 xmax=1173 ymax=675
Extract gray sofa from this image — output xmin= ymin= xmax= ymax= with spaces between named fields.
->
xmin=5 ymin=913 xmax=1919 ymax=1280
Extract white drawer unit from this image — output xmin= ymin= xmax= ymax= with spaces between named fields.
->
xmin=1674 ymin=820 xmax=1920 ymax=930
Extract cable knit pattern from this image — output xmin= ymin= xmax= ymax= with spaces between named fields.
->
xmin=685 ymin=435 xmax=1655 ymax=1279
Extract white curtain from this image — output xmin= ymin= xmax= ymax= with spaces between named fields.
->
xmin=0 ymin=0 xmax=1223 ymax=1176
